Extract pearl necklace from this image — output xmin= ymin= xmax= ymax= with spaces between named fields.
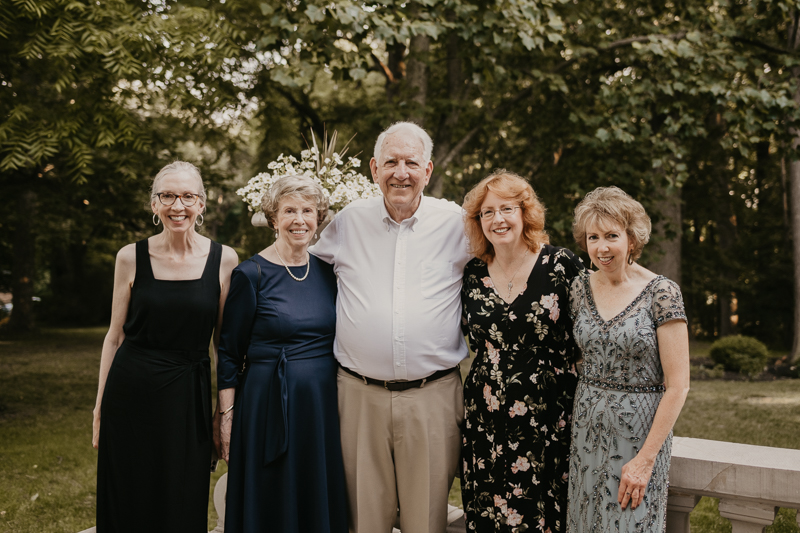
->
xmin=494 ymin=249 xmax=529 ymax=299
xmin=274 ymin=244 xmax=310 ymax=282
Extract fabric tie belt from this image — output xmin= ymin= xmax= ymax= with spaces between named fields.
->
xmin=245 ymin=338 xmax=333 ymax=466
xmin=124 ymin=340 xmax=211 ymax=445
xmin=340 ymin=364 xmax=459 ymax=391
xmin=580 ymin=375 xmax=665 ymax=393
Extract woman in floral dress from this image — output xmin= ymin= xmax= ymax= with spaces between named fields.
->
xmin=461 ymin=170 xmax=585 ymax=532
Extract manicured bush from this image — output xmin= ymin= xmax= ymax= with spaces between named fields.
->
xmin=709 ymin=335 xmax=768 ymax=378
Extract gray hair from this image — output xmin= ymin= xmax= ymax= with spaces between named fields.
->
xmin=151 ymin=161 xmax=207 ymax=204
xmin=373 ymin=122 xmax=433 ymax=164
xmin=572 ymin=186 xmax=652 ymax=261
xmin=261 ymin=174 xmax=330 ymax=230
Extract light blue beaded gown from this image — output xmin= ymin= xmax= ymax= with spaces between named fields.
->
xmin=566 ymin=274 xmax=687 ymax=533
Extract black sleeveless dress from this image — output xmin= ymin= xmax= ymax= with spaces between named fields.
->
xmin=97 ymin=239 xmax=222 ymax=533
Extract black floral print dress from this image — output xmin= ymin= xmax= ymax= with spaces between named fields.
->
xmin=461 ymin=245 xmax=585 ymax=533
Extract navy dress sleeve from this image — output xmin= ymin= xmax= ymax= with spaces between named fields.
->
xmin=217 ymin=262 xmax=259 ymax=390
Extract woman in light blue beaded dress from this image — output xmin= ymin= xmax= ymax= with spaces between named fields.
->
xmin=566 ymin=187 xmax=690 ymax=532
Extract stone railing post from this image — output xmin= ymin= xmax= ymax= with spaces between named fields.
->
xmin=717 ymin=499 xmax=777 ymax=533
xmin=665 ymin=492 xmax=700 ymax=533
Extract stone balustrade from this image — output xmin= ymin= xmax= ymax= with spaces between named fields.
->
xmin=666 ymin=437 xmax=800 ymax=533
xmin=77 ymin=436 xmax=800 ymax=533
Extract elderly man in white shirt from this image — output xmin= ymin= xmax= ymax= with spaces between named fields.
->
xmin=312 ymin=122 xmax=471 ymax=533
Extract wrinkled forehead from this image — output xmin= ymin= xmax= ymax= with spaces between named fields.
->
xmin=379 ymin=133 xmax=425 ymax=161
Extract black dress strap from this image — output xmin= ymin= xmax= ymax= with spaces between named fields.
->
xmin=201 ymin=241 xmax=223 ymax=282
xmin=134 ymin=239 xmax=154 ymax=285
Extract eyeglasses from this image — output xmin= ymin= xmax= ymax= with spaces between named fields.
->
xmin=479 ymin=205 xmax=521 ymax=220
xmin=156 ymin=193 xmax=200 ymax=207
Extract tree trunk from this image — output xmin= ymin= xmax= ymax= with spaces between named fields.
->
xmin=406 ymin=33 xmax=430 ymax=127
xmin=646 ymin=185 xmax=682 ymax=284
xmin=9 ymin=186 xmax=37 ymax=332
xmin=788 ymin=11 xmax=800 ymax=361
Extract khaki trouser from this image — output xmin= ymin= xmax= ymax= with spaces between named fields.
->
xmin=337 ymin=367 xmax=464 ymax=533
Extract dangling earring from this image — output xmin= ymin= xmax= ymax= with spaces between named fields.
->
xmin=275 ymin=230 xmax=279 ymax=239
xmin=195 ymin=214 xmax=204 ymax=227
xmin=153 ymin=214 xmax=160 ymax=226
xmin=627 ymin=252 xmax=633 ymax=265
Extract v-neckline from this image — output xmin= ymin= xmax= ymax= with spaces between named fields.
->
xmin=487 ymin=245 xmax=546 ymax=306
xmin=584 ymin=274 xmax=663 ymax=326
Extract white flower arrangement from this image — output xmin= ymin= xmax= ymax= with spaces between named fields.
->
xmin=236 ymin=130 xmax=382 ymax=216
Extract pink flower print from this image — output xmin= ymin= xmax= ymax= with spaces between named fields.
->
xmin=494 ymin=495 xmax=508 ymax=513
xmin=540 ymin=293 xmax=560 ymax=321
xmin=538 ymin=518 xmax=546 ymax=531
xmin=531 ymin=474 xmax=540 ymax=485
xmin=558 ymin=418 xmax=567 ymax=428
xmin=512 ymin=484 xmax=523 ymax=497
xmin=485 ymin=340 xmax=500 ymax=364
xmin=511 ymin=456 xmax=530 ymax=473
xmin=508 ymin=400 xmax=528 ymax=418
xmin=481 ymin=276 xmax=494 ymax=288
xmin=507 ymin=509 xmax=523 ymax=527
xmin=491 ymin=444 xmax=503 ymax=460
xmin=483 ymin=384 xmax=500 ymax=412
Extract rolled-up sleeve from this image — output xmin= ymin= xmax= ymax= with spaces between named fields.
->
xmin=217 ymin=266 xmax=257 ymax=390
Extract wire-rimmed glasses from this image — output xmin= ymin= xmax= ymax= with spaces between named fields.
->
xmin=479 ymin=205 xmax=521 ymax=220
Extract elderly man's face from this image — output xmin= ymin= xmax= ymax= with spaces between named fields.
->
xmin=370 ymin=132 xmax=432 ymax=221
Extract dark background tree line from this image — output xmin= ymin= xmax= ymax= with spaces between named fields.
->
xmin=1 ymin=0 xmax=799 ymax=360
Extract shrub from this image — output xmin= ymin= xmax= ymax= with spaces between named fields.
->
xmin=709 ymin=335 xmax=768 ymax=378
xmin=690 ymin=364 xmax=725 ymax=380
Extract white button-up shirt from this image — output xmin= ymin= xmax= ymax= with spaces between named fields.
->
xmin=311 ymin=195 xmax=471 ymax=381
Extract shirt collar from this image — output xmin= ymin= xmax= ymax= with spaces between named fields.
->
xmin=380 ymin=195 xmax=425 ymax=231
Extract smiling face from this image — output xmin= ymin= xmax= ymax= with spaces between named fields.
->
xmin=151 ymin=171 xmax=205 ymax=233
xmin=274 ymin=194 xmax=319 ymax=250
xmin=586 ymin=219 xmax=634 ymax=274
xmin=370 ymin=132 xmax=432 ymax=222
xmin=479 ymin=191 xmax=524 ymax=250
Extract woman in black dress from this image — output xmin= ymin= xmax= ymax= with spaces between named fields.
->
xmin=216 ymin=175 xmax=347 ymax=533
xmin=460 ymin=170 xmax=584 ymax=532
xmin=93 ymin=161 xmax=238 ymax=532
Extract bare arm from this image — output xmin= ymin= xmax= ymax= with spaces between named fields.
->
xmin=92 ymin=244 xmax=136 ymax=449
xmin=618 ymin=318 xmax=690 ymax=509
xmin=212 ymin=245 xmax=239 ymax=459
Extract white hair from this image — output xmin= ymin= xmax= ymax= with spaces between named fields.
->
xmin=373 ymin=122 xmax=433 ymax=164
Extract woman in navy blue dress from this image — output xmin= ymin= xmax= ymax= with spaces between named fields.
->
xmin=216 ymin=175 xmax=347 ymax=533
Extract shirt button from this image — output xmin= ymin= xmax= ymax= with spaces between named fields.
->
xmin=396 ymin=362 xmax=402 ymax=367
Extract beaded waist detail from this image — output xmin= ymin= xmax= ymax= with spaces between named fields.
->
xmin=580 ymin=376 xmax=665 ymax=393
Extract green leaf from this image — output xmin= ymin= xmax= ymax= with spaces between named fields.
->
xmin=305 ymin=5 xmax=325 ymax=23
xmin=259 ymin=3 xmax=274 ymax=16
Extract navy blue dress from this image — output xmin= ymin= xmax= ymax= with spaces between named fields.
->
xmin=217 ymin=254 xmax=347 ymax=533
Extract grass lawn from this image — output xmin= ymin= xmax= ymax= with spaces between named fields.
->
xmin=0 ymin=329 xmax=798 ymax=532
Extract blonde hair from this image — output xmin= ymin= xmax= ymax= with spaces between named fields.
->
xmin=151 ymin=161 xmax=206 ymax=206
xmin=462 ymin=169 xmax=549 ymax=263
xmin=261 ymin=175 xmax=330 ymax=229
xmin=572 ymin=186 xmax=651 ymax=261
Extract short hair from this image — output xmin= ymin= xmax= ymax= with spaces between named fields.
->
xmin=261 ymin=174 xmax=330 ymax=230
xmin=373 ymin=122 xmax=433 ymax=163
xmin=151 ymin=161 xmax=207 ymax=206
xmin=572 ymin=186 xmax=651 ymax=261
xmin=462 ymin=169 xmax=549 ymax=263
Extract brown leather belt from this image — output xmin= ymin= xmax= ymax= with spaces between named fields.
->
xmin=340 ymin=364 xmax=459 ymax=391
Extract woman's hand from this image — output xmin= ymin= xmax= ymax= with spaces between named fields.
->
xmin=92 ymin=407 xmax=101 ymax=449
xmin=218 ymin=410 xmax=233 ymax=463
xmin=618 ymin=454 xmax=654 ymax=510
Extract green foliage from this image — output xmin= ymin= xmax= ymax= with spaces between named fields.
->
xmin=709 ymin=335 xmax=769 ymax=377
xmin=690 ymin=363 xmax=726 ymax=380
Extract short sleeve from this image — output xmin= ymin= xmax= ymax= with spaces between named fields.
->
xmin=217 ymin=264 xmax=258 ymax=390
xmin=569 ymin=272 xmax=588 ymax=322
xmin=309 ymin=213 xmax=340 ymax=265
xmin=651 ymin=277 xmax=688 ymax=327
